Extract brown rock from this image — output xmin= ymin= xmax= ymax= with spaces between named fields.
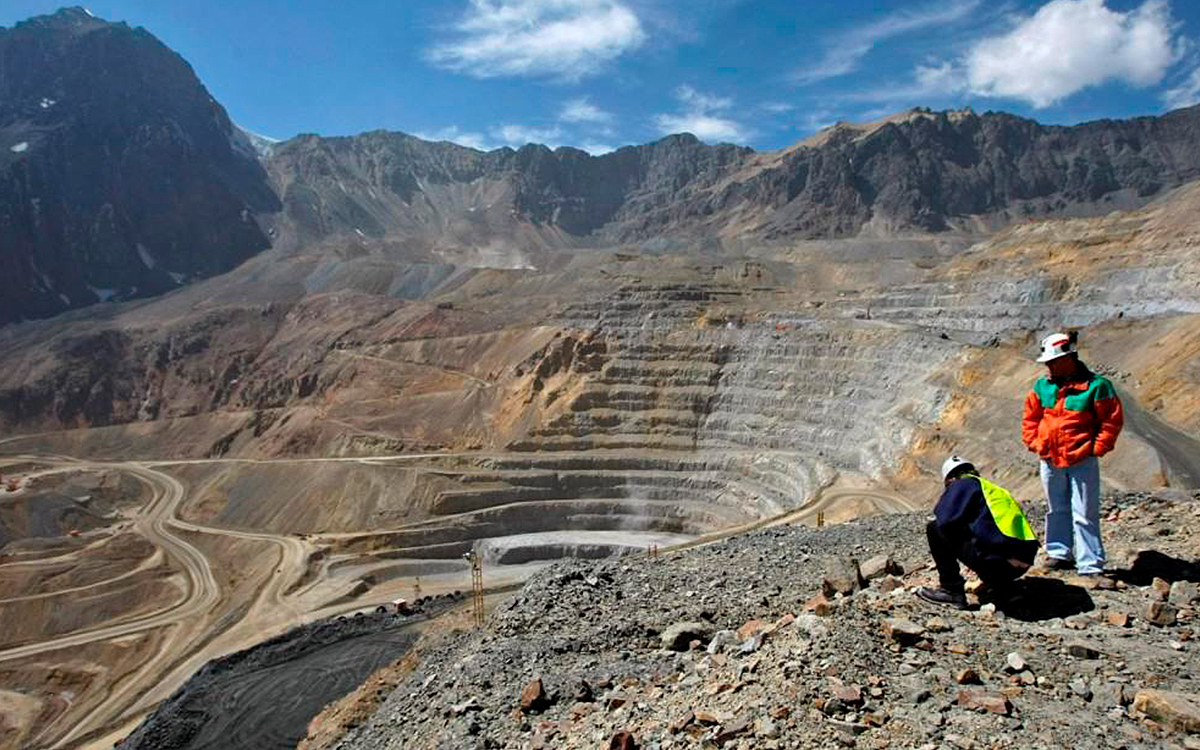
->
xmin=1147 ymin=601 xmax=1179 ymax=627
xmin=876 ymin=575 xmax=905 ymax=593
xmin=831 ymin=683 xmax=863 ymax=705
xmin=609 ymin=731 xmax=639 ymax=750
xmin=714 ymin=719 xmax=751 ymax=745
xmin=520 ymin=678 xmax=551 ymax=714
xmin=695 ymin=711 xmax=721 ymax=725
xmin=569 ymin=702 xmax=593 ymax=718
xmin=774 ymin=613 xmax=796 ymax=630
xmin=1107 ymin=612 xmax=1130 ymax=628
xmin=955 ymin=668 xmax=982 ymax=685
xmin=668 ymin=712 xmax=695 ymax=733
xmin=737 ymin=619 xmax=769 ymax=639
xmin=947 ymin=643 xmax=972 ymax=655
xmin=882 ymin=617 xmax=925 ymax=646
xmin=768 ymin=705 xmax=792 ymax=720
xmin=804 ymin=592 xmax=835 ymax=617
xmin=605 ymin=694 xmax=631 ymax=711
xmin=925 ymin=616 xmax=952 ymax=633
xmin=1133 ymin=689 xmax=1200 ymax=733
xmin=1151 ymin=577 xmax=1172 ymax=602
xmin=956 ymin=690 xmax=1013 ymax=715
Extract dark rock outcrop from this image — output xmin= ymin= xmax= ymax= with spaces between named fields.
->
xmin=0 ymin=7 xmax=280 ymax=325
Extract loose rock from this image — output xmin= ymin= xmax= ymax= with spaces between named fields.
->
xmin=520 ymin=678 xmax=551 ymax=714
xmin=1147 ymin=601 xmax=1179 ymax=627
xmin=882 ymin=617 xmax=925 ymax=646
xmin=661 ymin=621 xmax=713 ymax=651
xmin=1133 ymin=689 xmax=1200 ymax=734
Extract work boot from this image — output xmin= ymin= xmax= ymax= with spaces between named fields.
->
xmin=1044 ymin=557 xmax=1074 ymax=571
xmin=916 ymin=586 xmax=968 ymax=610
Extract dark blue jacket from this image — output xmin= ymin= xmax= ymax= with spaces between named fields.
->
xmin=933 ymin=477 xmax=1038 ymax=564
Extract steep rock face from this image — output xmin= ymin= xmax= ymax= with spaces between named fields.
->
xmin=268 ymin=107 xmax=1200 ymax=248
xmin=0 ymin=7 xmax=280 ymax=325
xmin=266 ymin=131 xmax=748 ymax=259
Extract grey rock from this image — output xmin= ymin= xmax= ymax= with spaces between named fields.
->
xmin=1065 ymin=641 xmax=1101 ymax=659
xmin=1005 ymin=652 xmax=1028 ymax=673
xmin=823 ymin=557 xmax=865 ymax=597
xmin=1069 ymin=678 xmax=1093 ymax=701
xmin=861 ymin=554 xmax=902 ymax=581
xmin=661 ymin=621 xmax=714 ymax=651
xmin=1169 ymin=581 xmax=1198 ymax=605
xmin=706 ymin=630 xmax=738 ymax=655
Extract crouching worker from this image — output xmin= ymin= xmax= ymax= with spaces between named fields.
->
xmin=916 ymin=456 xmax=1039 ymax=609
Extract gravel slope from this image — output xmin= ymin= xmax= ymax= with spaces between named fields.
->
xmin=333 ymin=490 xmax=1200 ymax=750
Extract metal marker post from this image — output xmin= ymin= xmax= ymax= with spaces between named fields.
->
xmin=468 ymin=551 xmax=484 ymax=627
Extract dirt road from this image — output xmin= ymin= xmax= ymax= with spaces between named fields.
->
xmin=0 ymin=450 xmax=916 ymax=749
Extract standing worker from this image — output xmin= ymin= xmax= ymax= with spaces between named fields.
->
xmin=1022 ymin=332 xmax=1123 ymax=576
xmin=917 ymin=456 xmax=1039 ymax=609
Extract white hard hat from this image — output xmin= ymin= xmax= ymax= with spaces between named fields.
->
xmin=1037 ymin=332 xmax=1076 ymax=363
xmin=941 ymin=455 xmax=973 ymax=480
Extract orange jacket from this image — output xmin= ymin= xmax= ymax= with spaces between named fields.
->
xmin=1022 ymin=365 xmax=1123 ymax=469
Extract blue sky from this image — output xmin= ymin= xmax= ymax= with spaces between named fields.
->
xmin=4 ymin=1 xmax=1200 ymax=152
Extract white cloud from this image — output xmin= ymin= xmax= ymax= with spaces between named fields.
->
xmin=654 ymin=113 xmax=747 ymax=142
xmin=845 ymin=60 xmax=969 ymax=105
xmin=761 ymin=102 xmax=796 ymax=114
xmin=414 ymin=123 xmax=571 ymax=150
xmin=653 ymin=85 xmax=751 ymax=143
xmin=795 ymin=0 xmax=982 ymax=84
xmin=675 ymin=85 xmax=731 ymax=111
xmin=579 ymin=142 xmax=617 ymax=155
xmin=560 ymin=97 xmax=614 ymax=123
xmin=966 ymin=0 xmax=1183 ymax=107
xmin=413 ymin=125 xmax=494 ymax=151
xmin=427 ymin=0 xmax=645 ymax=80
xmin=494 ymin=124 xmax=564 ymax=146
xmin=1163 ymin=65 xmax=1200 ymax=109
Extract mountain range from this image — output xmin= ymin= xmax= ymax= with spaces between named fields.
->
xmin=4 ymin=7 xmax=1200 ymax=325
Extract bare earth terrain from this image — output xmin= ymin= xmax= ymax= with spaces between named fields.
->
xmin=1 ymin=17 xmax=1199 ymax=742
xmin=1 ymin=181 xmax=1198 ymax=748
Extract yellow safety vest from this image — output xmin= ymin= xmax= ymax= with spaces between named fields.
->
xmin=967 ymin=474 xmax=1038 ymax=542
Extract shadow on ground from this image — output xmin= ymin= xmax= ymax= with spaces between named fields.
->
xmin=1105 ymin=550 xmax=1200 ymax=587
xmin=996 ymin=576 xmax=1094 ymax=622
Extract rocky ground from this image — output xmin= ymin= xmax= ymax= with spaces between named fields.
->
xmin=327 ymin=489 xmax=1200 ymax=750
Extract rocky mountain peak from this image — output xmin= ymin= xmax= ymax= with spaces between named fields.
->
xmin=0 ymin=7 xmax=280 ymax=325
xmin=9 ymin=6 xmax=110 ymax=34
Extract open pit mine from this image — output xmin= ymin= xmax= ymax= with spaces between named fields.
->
xmin=1 ymin=7 xmax=1199 ymax=750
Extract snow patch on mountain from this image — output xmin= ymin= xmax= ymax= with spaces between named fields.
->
xmin=232 ymin=124 xmax=280 ymax=159
xmin=88 ymin=286 xmax=118 ymax=303
xmin=137 ymin=244 xmax=156 ymax=269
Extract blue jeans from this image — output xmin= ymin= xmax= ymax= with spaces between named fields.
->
xmin=1040 ymin=456 xmax=1104 ymax=573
